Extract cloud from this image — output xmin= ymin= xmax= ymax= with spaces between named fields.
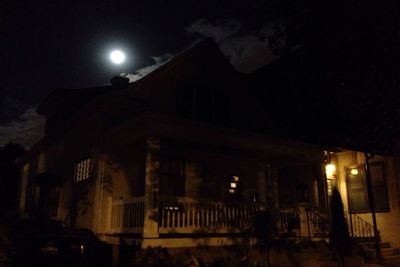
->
xmin=187 ymin=19 xmax=277 ymax=72
xmin=0 ymin=107 xmax=45 ymax=149
xmin=121 ymin=54 xmax=172 ymax=83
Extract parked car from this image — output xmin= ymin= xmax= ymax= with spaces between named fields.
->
xmin=8 ymin=219 xmax=112 ymax=267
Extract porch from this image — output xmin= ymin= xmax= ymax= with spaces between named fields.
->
xmin=108 ymin=196 xmax=375 ymax=243
xmin=108 ymin=196 xmax=331 ymax=240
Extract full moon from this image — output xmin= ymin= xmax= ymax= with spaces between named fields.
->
xmin=110 ymin=50 xmax=126 ymax=64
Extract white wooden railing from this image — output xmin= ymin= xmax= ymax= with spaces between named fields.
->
xmin=159 ymin=197 xmax=259 ymax=234
xmin=109 ymin=197 xmax=145 ymax=234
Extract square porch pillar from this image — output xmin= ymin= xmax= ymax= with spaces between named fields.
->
xmin=143 ymin=137 xmax=160 ymax=239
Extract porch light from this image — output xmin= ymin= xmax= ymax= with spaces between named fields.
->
xmin=230 ymin=182 xmax=237 ymax=188
xmin=350 ymin=168 xmax=359 ymax=175
xmin=325 ymin=164 xmax=336 ymax=177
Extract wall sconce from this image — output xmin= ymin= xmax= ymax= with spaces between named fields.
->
xmin=325 ymin=164 xmax=336 ymax=178
xmin=350 ymin=168 xmax=359 ymax=175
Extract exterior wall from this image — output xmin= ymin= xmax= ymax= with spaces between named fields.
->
xmin=335 ymin=151 xmax=400 ymax=247
xmin=276 ymin=164 xmax=317 ymax=208
xmin=160 ymin=141 xmax=264 ymax=203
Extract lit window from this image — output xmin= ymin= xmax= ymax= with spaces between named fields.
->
xmin=74 ymin=158 xmax=91 ymax=182
xmin=228 ymin=175 xmax=241 ymax=195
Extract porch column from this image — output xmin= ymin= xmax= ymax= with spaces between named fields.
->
xmin=266 ymin=164 xmax=280 ymax=227
xmin=258 ymin=164 xmax=267 ymax=204
xmin=315 ymin=161 xmax=329 ymax=212
xmin=143 ymin=137 xmax=160 ymax=239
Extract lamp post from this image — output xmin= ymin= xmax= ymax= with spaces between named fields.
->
xmin=364 ymin=153 xmax=382 ymax=260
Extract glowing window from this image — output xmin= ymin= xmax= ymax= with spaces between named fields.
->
xmin=74 ymin=158 xmax=91 ymax=182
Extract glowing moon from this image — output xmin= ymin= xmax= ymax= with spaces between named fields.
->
xmin=110 ymin=50 xmax=126 ymax=64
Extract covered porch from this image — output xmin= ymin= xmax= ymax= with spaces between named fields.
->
xmin=101 ymin=113 xmax=330 ymax=243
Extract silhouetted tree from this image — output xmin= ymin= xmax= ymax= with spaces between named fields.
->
xmin=258 ymin=0 xmax=400 ymax=152
xmin=329 ymin=187 xmax=351 ymax=267
xmin=0 ymin=143 xmax=25 ymax=219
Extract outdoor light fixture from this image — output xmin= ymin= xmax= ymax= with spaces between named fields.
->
xmin=350 ymin=168 xmax=359 ymax=175
xmin=230 ymin=182 xmax=237 ymax=188
xmin=325 ymin=164 xmax=336 ymax=177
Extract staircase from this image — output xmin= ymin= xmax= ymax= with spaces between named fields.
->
xmin=360 ymin=241 xmax=400 ymax=265
xmin=347 ymin=212 xmax=400 ymax=265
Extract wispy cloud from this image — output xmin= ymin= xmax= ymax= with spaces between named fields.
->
xmin=0 ymin=107 xmax=45 ymax=149
xmin=187 ymin=19 xmax=277 ymax=72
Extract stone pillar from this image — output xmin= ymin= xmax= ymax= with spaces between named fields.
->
xmin=143 ymin=137 xmax=160 ymax=239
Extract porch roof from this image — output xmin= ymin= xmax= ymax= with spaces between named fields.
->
xmin=104 ymin=111 xmax=324 ymax=164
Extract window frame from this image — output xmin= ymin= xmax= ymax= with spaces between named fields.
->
xmin=346 ymin=161 xmax=389 ymax=213
xmin=73 ymin=158 xmax=91 ymax=183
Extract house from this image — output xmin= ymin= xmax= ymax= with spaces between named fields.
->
xmin=17 ymin=38 xmax=400 ymax=259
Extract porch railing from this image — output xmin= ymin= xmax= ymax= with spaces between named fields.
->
xmin=159 ymin=197 xmax=259 ymax=234
xmin=109 ymin=197 xmax=145 ymax=233
xmin=279 ymin=208 xmax=300 ymax=233
xmin=278 ymin=204 xmax=329 ymax=239
xmin=345 ymin=211 xmax=375 ymax=239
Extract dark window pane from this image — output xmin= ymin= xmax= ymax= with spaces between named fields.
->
xmin=370 ymin=162 xmax=389 ymax=211
xmin=159 ymin=158 xmax=185 ymax=196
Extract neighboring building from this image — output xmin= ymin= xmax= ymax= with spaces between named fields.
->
xmin=17 ymin=38 xmax=400 ymax=255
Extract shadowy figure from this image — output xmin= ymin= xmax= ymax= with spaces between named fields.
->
xmin=254 ymin=208 xmax=275 ymax=266
xmin=329 ymin=187 xmax=352 ymax=267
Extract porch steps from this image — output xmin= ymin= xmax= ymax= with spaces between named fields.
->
xmin=360 ymin=241 xmax=400 ymax=265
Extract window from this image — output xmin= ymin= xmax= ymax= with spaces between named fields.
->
xmin=226 ymin=175 xmax=243 ymax=201
xmin=74 ymin=158 xmax=91 ymax=182
xmin=159 ymin=158 xmax=185 ymax=196
xmin=346 ymin=162 xmax=389 ymax=213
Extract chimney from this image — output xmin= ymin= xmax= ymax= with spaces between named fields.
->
xmin=110 ymin=76 xmax=130 ymax=88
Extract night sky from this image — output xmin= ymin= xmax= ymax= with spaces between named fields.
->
xmin=1 ymin=0 xmax=281 ymax=148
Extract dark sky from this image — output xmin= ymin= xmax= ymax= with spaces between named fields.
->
xmin=0 ymin=0 xmax=281 ymax=147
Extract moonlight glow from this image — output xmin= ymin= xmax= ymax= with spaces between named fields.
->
xmin=110 ymin=50 xmax=126 ymax=64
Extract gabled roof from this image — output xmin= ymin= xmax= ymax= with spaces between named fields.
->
xmin=36 ymin=38 xmax=228 ymax=118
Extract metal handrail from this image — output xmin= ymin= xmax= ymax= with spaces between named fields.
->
xmin=306 ymin=207 xmax=330 ymax=238
xmin=345 ymin=211 xmax=375 ymax=238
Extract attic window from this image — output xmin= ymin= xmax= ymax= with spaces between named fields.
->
xmin=74 ymin=158 xmax=91 ymax=182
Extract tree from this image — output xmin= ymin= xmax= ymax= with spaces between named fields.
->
xmin=261 ymin=0 xmax=400 ymax=152
xmin=0 ymin=143 xmax=25 ymax=219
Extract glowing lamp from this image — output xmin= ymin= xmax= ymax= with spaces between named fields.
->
xmin=350 ymin=168 xmax=359 ymax=175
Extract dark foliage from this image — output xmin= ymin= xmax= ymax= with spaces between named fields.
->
xmin=250 ymin=0 xmax=400 ymax=153
xmin=0 ymin=143 xmax=25 ymax=219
